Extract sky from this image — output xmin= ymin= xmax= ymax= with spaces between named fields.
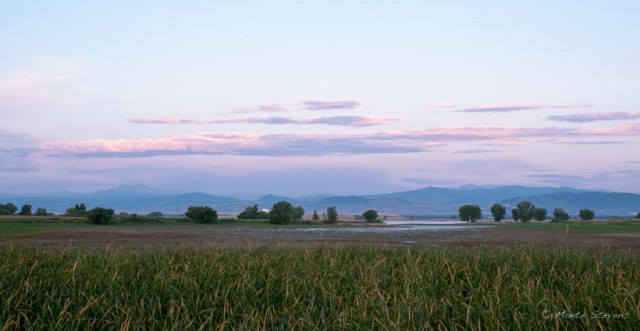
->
xmin=1 ymin=1 xmax=639 ymax=196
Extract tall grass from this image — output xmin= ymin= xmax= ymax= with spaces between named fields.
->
xmin=1 ymin=245 xmax=638 ymax=330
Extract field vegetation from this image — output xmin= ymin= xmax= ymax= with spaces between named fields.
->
xmin=1 ymin=245 xmax=638 ymax=329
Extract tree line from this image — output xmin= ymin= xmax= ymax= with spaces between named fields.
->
xmin=4 ymin=199 xmax=637 ymax=224
xmin=458 ymin=201 xmax=608 ymax=223
xmin=0 ymin=199 xmax=385 ymax=225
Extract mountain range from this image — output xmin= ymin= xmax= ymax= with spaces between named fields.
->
xmin=1 ymin=184 xmax=638 ymax=217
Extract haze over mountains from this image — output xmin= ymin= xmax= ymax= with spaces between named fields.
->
xmin=1 ymin=184 xmax=638 ymax=217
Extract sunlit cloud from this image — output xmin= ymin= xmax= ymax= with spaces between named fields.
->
xmin=302 ymin=100 xmax=362 ymax=110
xmin=456 ymin=103 xmax=592 ymax=113
xmin=34 ymin=125 xmax=585 ymax=159
xmin=586 ymin=124 xmax=640 ymax=135
xmin=28 ymin=123 xmax=640 ymax=159
xmin=546 ymin=112 xmax=640 ymax=123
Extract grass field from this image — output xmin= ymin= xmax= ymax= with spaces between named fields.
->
xmin=1 ymin=218 xmax=639 ymax=329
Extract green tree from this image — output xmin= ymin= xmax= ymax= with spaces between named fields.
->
xmin=532 ymin=208 xmax=547 ymax=222
xmin=35 ymin=207 xmax=50 ymax=216
xmin=293 ymin=206 xmax=305 ymax=222
xmin=579 ymin=209 xmax=595 ymax=221
xmin=458 ymin=204 xmax=482 ymax=222
xmin=326 ymin=206 xmax=338 ymax=224
xmin=185 ymin=206 xmax=218 ymax=223
xmin=312 ymin=210 xmax=320 ymax=221
xmin=269 ymin=201 xmax=294 ymax=224
xmin=513 ymin=201 xmax=535 ymax=223
xmin=147 ymin=211 xmax=164 ymax=218
xmin=124 ymin=213 xmax=147 ymax=223
xmin=636 ymin=212 xmax=640 ymax=220
xmin=511 ymin=208 xmax=519 ymax=221
xmin=86 ymin=207 xmax=115 ymax=225
xmin=238 ymin=204 xmax=259 ymax=219
xmin=0 ymin=203 xmax=18 ymax=215
xmin=490 ymin=203 xmax=506 ymax=222
xmin=552 ymin=208 xmax=570 ymax=223
xmin=66 ymin=203 xmax=87 ymax=217
xmin=18 ymin=204 xmax=32 ymax=216
xmin=362 ymin=209 xmax=380 ymax=223
xmin=256 ymin=210 xmax=269 ymax=219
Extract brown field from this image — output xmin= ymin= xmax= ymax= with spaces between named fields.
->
xmin=2 ymin=220 xmax=640 ymax=252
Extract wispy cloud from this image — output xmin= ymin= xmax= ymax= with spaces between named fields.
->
xmin=453 ymin=149 xmax=502 ymax=154
xmin=233 ymin=105 xmax=290 ymax=113
xmin=526 ymin=173 xmax=585 ymax=180
xmin=586 ymin=124 xmax=640 ymax=135
xmin=546 ymin=112 xmax=640 ymax=123
xmin=128 ymin=116 xmax=396 ymax=128
xmin=0 ymin=58 xmax=83 ymax=106
xmin=298 ymin=116 xmax=397 ymax=127
xmin=0 ymin=166 xmax=39 ymax=173
xmin=302 ymin=100 xmax=362 ymax=110
xmin=29 ymin=123 xmax=640 ymax=159
xmin=129 ymin=118 xmax=202 ymax=124
xmin=33 ymin=125 xmax=580 ymax=159
xmin=456 ymin=103 xmax=592 ymax=113
xmin=559 ymin=141 xmax=627 ymax=145
xmin=206 ymin=117 xmax=291 ymax=125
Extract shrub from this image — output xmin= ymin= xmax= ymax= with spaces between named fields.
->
xmin=532 ymin=208 xmax=547 ymax=222
xmin=269 ymin=201 xmax=294 ymax=224
xmin=326 ymin=206 xmax=338 ymax=224
xmin=34 ymin=207 xmax=50 ymax=216
xmin=185 ymin=206 xmax=218 ymax=223
xmin=579 ymin=209 xmax=595 ymax=221
xmin=552 ymin=208 xmax=570 ymax=222
xmin=238 ymin=205 xmax=259 ymax=219
xmin=293 ymin=206 xmax=305 ymax=222
xmin=0 ymin=202 xmax=18 ymax=215
xmin=362 ymin=209 xmax=380 ymax=223
xmin=147 ymin=211 xmax=164 ymax=218
xmin=87 ymin=207 xmax=115 ymax=225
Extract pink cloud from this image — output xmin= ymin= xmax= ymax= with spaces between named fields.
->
xmin=298 ymin=116 xmax=398 ymax=127
xmin=33 ymin=125 xmax=585 ymax=158
xmin=456 ymin=103 xmax=592 ymax=113
xmin=128 ymin=115 xmax=396 ymax=128
xmin=586 ymin=124 xmax=640 ymax=135
xmin=546 ymin=112 xmax=640 ymax=123
xmin=31 ymin=123 xmax=640 ymax=159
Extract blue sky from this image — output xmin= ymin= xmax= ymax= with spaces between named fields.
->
xmin=1 ymin=1 xmax=639 ymax=195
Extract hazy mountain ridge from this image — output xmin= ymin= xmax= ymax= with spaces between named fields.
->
xmin=1 ymin=184 xmax=638 ymax=216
